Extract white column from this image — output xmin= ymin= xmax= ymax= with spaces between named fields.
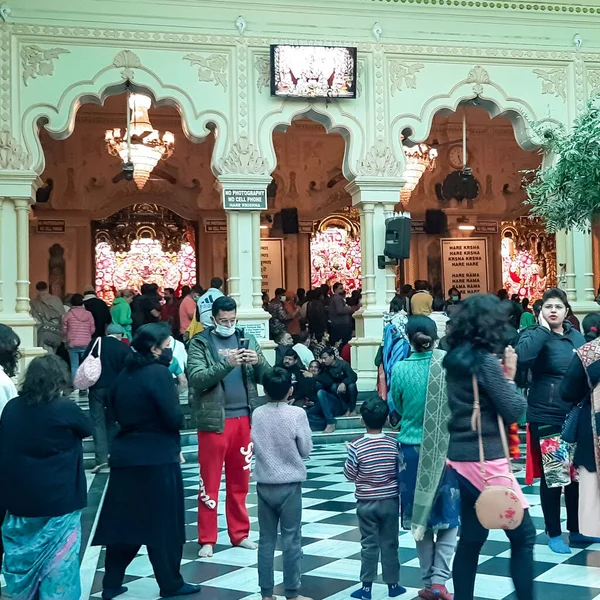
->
xmin=218 ymin=175 xmax=273 ymax=356
xmin=346 ymin=179 xmax=403 ymax=391
xmin=570 ymin=226 xmax=598 ymax=318
xmin=14 ymin=198 xmax=32 ymax=313
xmin=0 ymin=172 xmax=45 ymax=370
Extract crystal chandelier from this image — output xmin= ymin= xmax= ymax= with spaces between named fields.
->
xmin=105 ymin=94 xmax=175 ymax=189
xmin=401 ymin=143 xmax=438 ymax=203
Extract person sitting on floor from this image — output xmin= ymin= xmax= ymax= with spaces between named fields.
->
xmin=320 ymin=346 xmax=358 ymax=417
xmin=279 ymin=349 xmax=311 ymax=408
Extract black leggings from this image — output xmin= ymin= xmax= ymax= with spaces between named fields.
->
xmin=453 ymin=474 xmax=535 ymax=600
xmin=529 ymin=423 xmax=579 ymax=537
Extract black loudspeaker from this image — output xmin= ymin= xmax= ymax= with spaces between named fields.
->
xmin=424 ymin=209 xmax=447 ymax=234
xmin=280 ymin=208 xmax=299 ymax=234
xmin=384 ymin=216 xmax=411 ymax=260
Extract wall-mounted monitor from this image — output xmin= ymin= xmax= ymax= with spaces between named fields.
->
xmin=270 ymin=44 xmax=357 ymax=99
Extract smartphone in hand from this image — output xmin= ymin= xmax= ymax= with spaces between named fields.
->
xmin=239 ymin=338 xmax=250 ymax=351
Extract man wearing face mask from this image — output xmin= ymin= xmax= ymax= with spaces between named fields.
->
xmin=187 ymin=295 xmax=271 ymax=559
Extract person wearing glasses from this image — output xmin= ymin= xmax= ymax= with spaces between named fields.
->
xmin=187 ymin=295 xmax=270 ymax=559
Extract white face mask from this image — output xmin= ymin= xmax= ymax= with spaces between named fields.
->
xmin=214 ymin=323 xmax=236 ymax=338
xmin=280 ymin=296 xmax=287 ymax=302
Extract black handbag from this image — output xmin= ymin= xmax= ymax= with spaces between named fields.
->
xmin=561 ymin=402 xmax=583 ymax=444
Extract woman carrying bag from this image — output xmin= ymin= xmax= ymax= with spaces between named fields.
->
xmin=444 ymin=294 xmax=535 ymax=600
xmin=559 ymin=313 xmax=600 ymax=542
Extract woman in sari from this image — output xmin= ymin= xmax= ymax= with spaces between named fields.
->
xmin=0 ymin=354 xmax=92 ymax=600
xmin=560 ymin=313 xmax=600 ymax=542
xmin=284 ymin=289 xmax=302 ymax=336
xmin=390 ymin=316 xmax=459 ymax=600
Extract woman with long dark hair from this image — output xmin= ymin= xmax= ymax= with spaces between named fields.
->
xmin=559 ymin=313 xmax=600 ymax=543
xmin=93 ymin=323 xmax=200 ymax=598
xmin=444 ymin=294 xmax=534 ymax=600
xmin=0 ymin=354 xmax=92 ymax=599
xmin=0 ymin=324 xmax=19 ymax=593
xmin=515 ymin=288 xmax=585 ymax=554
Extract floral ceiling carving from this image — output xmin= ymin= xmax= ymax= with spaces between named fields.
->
xmin=0 ymin=130 xmax=29 ymax=170
xmin=534 ymin=68 xmax=567 ymax=101
xmin=388 ymin=60 xmax=424 ymax=95
xmin=183 ymin=53 xmax=228 ymax=91
xmin=356 ymin=141 xmax=401 ymax=178
xmin=113 ymin=49 xmax=141 ymax=81
xmin=21 ymin=44 xmax=70 ymax=86
xmin=220 ymin=137 xmax=267 ymax=175
xmin=466 ymin=65 xmax=491 ymax=95
xmin=254 ymin=55 xmax=270 ymax=93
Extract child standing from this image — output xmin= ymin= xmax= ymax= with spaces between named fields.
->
xmin=344 ymin=397 xmax=406 ymax=600
xmin=251 ymin=367 xmax=314 ymax=600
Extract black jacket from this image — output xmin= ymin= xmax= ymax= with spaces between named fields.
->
xmin=109 ymin=361 xmax=184 ymax=467
xmin=0 ymin=396 xmax=92 ymax=517
xmin=84 ymin=296 xmax=112 ymax=338
xmin=560 ymin=352 xmax=598 ymax=472
xmin=323 ymin=358 xmax=357 ymax=387
xmin=516 ymin=322 xmax=585 ymax=425
xmin=447 ymin=352 xmax=526 ymax=462
xmin=83 ymin=335 xmax=131 ymax=390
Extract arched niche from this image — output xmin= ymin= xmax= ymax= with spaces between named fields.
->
xmin=20 ymin=58 xmax=229 ymax=175
xmin=390 ymin=73 xmax=559 ymax=162
xmin=258 ymin=103 xmax=365 ymax=181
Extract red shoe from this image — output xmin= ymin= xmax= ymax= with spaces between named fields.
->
xmin=418 ymin=586 xmax=452 ymax=600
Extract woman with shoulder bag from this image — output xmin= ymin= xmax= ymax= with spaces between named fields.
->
xmin=444 ymin=294 xmax=534 ymax=600
xmin=559 ymin=313 xmax=600 ymax=543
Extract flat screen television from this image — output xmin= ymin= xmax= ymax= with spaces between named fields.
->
xmin=270 ymin=44 xmax=357 ymax=99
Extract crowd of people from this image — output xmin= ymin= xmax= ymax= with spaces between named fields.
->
xmin=1 ymin=274 xmax=600 ymax=600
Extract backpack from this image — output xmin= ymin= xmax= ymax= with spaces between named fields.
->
xmin=382 ymin=320 xmax=410 ymax=417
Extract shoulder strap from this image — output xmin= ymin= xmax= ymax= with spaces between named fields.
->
xmin=91 ymin=336 xmax=102 ymax=358
xmin=470 ymin=374 xmax=512 ymax=479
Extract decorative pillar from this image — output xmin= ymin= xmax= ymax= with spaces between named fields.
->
xmin=570 ymin=226 xmax=598 ymax=318
xmin=14 ymin=198 xmax=32 ymax=313
xmin=297 ymin=233 xmax=311 ymax=291
xmin=218 ymin=175 xmax=273 ymax=351
xmin=0 ymin=170 xmax=45 ymax=370
xmin=346 ymin=179 xmax=403 ymax=391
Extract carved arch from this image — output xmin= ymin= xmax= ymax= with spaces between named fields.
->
xmin=389 ymin=70 xmax=560 ymax=158
xmin=257 ymin=102 xmax=366 ymax=181
xmin=20 ymin=57 xmax=230 ymax=175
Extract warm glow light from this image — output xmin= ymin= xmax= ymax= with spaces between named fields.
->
xmin=105 ymin=94 xmax=175 ymax=189
xmin=401 ymin=143 xmax=438 ymax=203
xmin=458 ymin=224 xmax=476 ymax=231
xmin=259 ymin=225 xmax=269 ymax=229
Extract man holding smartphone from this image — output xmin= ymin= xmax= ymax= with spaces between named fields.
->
xmin=187 ymin=296 xmax=270 ymax=559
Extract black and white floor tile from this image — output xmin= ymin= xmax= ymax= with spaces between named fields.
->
xmin=60 ymin=445 xmax=600 ymax=599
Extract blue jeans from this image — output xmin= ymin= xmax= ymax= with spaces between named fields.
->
xmin=308 ymin=389 xmax=345 ymax=428
xmin=68 ymin=347 xmax=87 ymax=379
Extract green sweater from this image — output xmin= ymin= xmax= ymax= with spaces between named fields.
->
xmin=390 ymin=351 xmax=432 ymax=445
xmin=110 ymin=297 xmax=133 ymax=340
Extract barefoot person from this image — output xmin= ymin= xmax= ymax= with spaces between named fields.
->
xmin=188 ymin=296 xmax=270 ymax=558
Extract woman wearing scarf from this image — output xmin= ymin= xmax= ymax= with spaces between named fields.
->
xmin=390 ymin=316 xmax=459 ymax=600
xmin=560 ymin=313 xmax=600 ymax=542
xmin=0 ymin=354 xmax=92 ymax=600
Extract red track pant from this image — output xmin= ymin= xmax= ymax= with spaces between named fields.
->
xmin=197 ymin=416 xmax=252 ymax=546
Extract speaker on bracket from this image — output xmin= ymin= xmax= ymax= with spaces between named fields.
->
xmin=280 ymin=208 xmax=299 ymax=234
xmin=424 ymin=209 xmax=447 ymax=235
xmin=383 ymin=216 xmax=411 ymax=260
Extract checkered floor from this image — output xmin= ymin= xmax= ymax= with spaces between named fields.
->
xmin=80 ymin=444 xmax=600 ymax=600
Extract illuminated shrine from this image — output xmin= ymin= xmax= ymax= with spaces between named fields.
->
xmin=310 ymin=209 xmax=361 ymax=292
xmin=93 ymin=203 xmax=197 ymax=303
xmin=500 ymin=218 xmax=556 ymax=301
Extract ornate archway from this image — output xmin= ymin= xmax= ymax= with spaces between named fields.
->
xmin=93 ymin=203 xmax=197 ymax=302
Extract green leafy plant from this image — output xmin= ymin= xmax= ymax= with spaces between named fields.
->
xmin=525 ymin=97 xmax=600 ymax=232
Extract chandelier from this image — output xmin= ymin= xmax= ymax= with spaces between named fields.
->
xmin=401 ymin=143 xmax=438 ymax=202
xmin=105 ymin=94 xmax=175 ymax=189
